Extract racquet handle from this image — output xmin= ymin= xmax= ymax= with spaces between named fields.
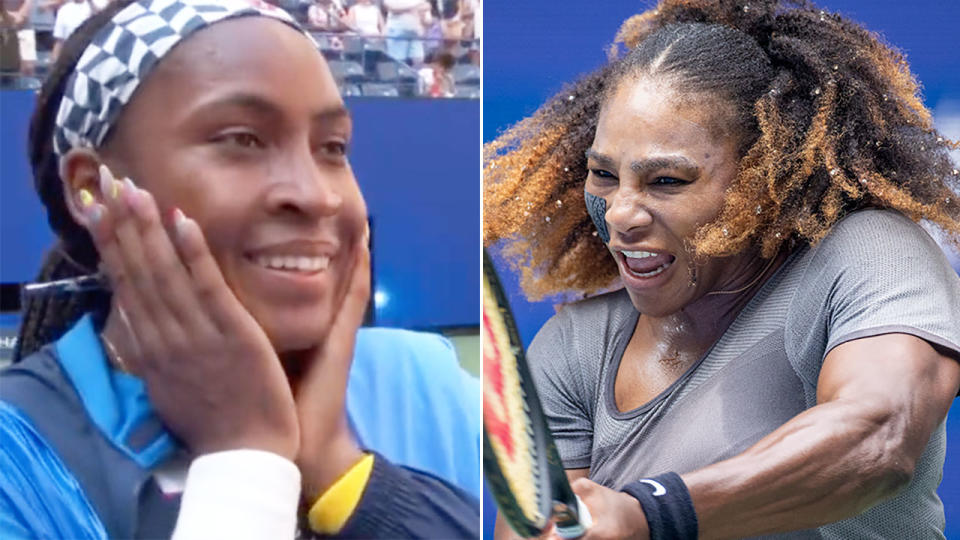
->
xmin=555 ymin=496 xmax=593 ymax=539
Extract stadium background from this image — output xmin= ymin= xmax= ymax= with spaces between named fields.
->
xmin=484 ymin=0 xmax=960 ymax=537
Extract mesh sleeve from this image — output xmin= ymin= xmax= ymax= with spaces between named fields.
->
xmin=788 ymin=209 xmax=960 ymax=384
xmin=527 ymin=309 xmax=594 ymax=469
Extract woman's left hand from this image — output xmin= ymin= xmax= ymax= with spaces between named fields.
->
xmin=293 ymin=237 xmax=371 ymax=500
xmin=548 ymin=478 xmax=650 ymax=540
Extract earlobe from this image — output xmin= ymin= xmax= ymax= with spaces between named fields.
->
xmin=59 ymin=148 xmax=105 ymax=227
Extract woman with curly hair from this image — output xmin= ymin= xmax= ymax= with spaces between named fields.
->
xmin=485 ymin=1 xmax=960 ymax=538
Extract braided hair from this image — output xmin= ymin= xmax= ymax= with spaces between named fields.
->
xmin=484 ymin=0 xmax=960 ymax=300
xmin=13 ymin=0 xmax=138 ymax=362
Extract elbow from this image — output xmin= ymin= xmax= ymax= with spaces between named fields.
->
xmin=856 ymin=408 xmax=916 ymax=502
xmin=857 ymin=462 xmax=913 ymax=509
xmin=832 ymin=400 xmax=917 ymax=504
xmin=872 ymin=451 xmax=914 ymax=498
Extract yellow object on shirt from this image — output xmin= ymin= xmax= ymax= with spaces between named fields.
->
xmin=307 ymin=453 xmax=375 ymax=534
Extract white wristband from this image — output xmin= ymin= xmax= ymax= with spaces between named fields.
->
xmin=173 ymin=450 xmax=302 ymax=540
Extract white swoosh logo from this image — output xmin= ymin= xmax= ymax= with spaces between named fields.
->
xmin=640 ymin=479 xmax=666 ymax=496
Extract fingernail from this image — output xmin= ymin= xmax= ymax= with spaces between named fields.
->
xmin=124 ymin=177 xmax=136 ymax=191
xmin=78 ymin=188 xmax=94 ymax=207
xmin=173 ymin=208 xmax=188 ymax=237
xmin=88 ymin=203 xmax=103 ymax=223
xmin=124 ymin=185 xmax=148 ymax=214
xmin=98 ymin=164 xmax=115 ymax=199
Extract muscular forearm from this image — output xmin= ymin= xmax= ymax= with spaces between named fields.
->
xmin=683 ymin=398 xmax=915 ymax=539
xmin=681 ymin=335 xmax=958 ymax=540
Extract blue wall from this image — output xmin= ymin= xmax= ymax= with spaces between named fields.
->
xmin=484 ymin=0 xmax=960 ymax=537
xmin=0 ymin=94 xmax=479 ymax=330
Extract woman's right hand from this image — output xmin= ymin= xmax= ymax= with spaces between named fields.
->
xmin=80 ymin=165 xmax=300 ymax=459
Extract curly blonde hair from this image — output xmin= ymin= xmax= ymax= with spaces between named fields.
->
xmin=484 ymin=0 xmax=960 ymax=300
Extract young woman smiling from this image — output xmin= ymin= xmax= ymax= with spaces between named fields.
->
xmin=485 ymin=1 xmax=960 ymax=538
xmin=0 ymin=1 xmax=479 ymax=538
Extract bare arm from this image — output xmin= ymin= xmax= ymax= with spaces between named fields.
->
xmin=13 ymin=0 xmax=34 ymax=26
xmin=568 ymin=333 xmax=959 ymax=539
xmin=683 ymin=333 xmax=959 ymax=539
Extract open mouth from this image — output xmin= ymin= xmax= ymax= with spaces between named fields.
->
xmin=620 ymin=250 xmax=676 ymax=278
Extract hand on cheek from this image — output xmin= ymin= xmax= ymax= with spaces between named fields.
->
xmin=295 ymin=236 xmax=371 ymax=499
xmin=79 ymin=164 xmax=300 ymax=459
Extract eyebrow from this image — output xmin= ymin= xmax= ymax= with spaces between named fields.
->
xmin=584 ymin=149 xmax=701 ymax=177
xmin=194 ymin=92 xmax=351 ymax=123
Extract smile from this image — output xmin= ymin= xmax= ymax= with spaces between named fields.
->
xmin=253 ymin=255 xmax=330 ymax=273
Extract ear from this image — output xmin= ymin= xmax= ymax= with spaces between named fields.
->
xmin=59 ymin=148 xmax=107 ymax=228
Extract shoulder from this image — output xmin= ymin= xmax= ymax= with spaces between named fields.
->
xmin=0 ymin=346 xmax=80 ymax=419
xmin=814 ymin=208 xmax=942 ymax=259
xmin=534 ymin=289 xmax=635 ymax=347
xmin=791 ymin=208 xmax=960 ymax=302
xmin=530 ymin=289 xmax=635 ymax=367
xmin=528 ymin=289 xmax=633 ymax=399
xmin=786 ymin=208 xmax=960 ymax=366
xmin=799 ymin=208 xmax=959 ymax=294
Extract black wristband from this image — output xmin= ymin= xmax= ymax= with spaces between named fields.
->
xmin=621 ymin=472 xmax=698 ymax=540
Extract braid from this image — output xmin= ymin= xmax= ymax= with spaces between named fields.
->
xmin=14 ymin=0 xmax=137 ymax=362
xmin=484 ymin=0 xmax=960 ymax=300
xmin=12 ymin=248 xmax=110 ymax=361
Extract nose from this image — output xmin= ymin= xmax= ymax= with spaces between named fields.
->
xmin=264 ymin=143 xmax=344 ymax=218
xmin=605 ymin=187 xmax=654 ymax=238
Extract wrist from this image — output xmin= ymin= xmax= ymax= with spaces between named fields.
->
xmin=621 ymin=472 xmax=698 ymax=540
xmin=298 ymin=428 xmax=363 ymax=500
xmin=616 ymin=491 xmax=651 ymax=540
xmin=305 ymin=452 xmax=375 ymax=535
xmin=191 ymin=429 xmax=300 ymax=461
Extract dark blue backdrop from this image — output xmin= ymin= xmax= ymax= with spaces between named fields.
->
xmin=484 ymin=0 xmax=960 ymax=537
xmin=0 ymin=94 xmax=480 ymax=330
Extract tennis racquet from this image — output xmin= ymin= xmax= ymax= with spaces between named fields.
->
xmin=482 ymin=250 xmax=592 ymax=539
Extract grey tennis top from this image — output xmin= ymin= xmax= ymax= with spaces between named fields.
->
xmin=528 ymin=209 xmax=960 ymax=539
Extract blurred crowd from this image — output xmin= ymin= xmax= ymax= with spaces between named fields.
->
xmin=274 ymin=0 xmax=480 ymax=98
xmin=2 ymin=0 xmax=113 ymax=82
xmin=1 ymin=0 xmax=480 ymax=97
xmin=281 ymin=0 xmax=478 ymax=43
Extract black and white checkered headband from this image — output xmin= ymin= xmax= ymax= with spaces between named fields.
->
xmin=53 ymin=0 xmax=312 ymax=159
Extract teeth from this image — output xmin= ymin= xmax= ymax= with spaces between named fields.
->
xmin=622 ymin=250 xmax=658 ymax=259
xmin=630 ymin=262 xmax=671 ymax=278
xmin=254 ymin=255 xmax=330 ymax=272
